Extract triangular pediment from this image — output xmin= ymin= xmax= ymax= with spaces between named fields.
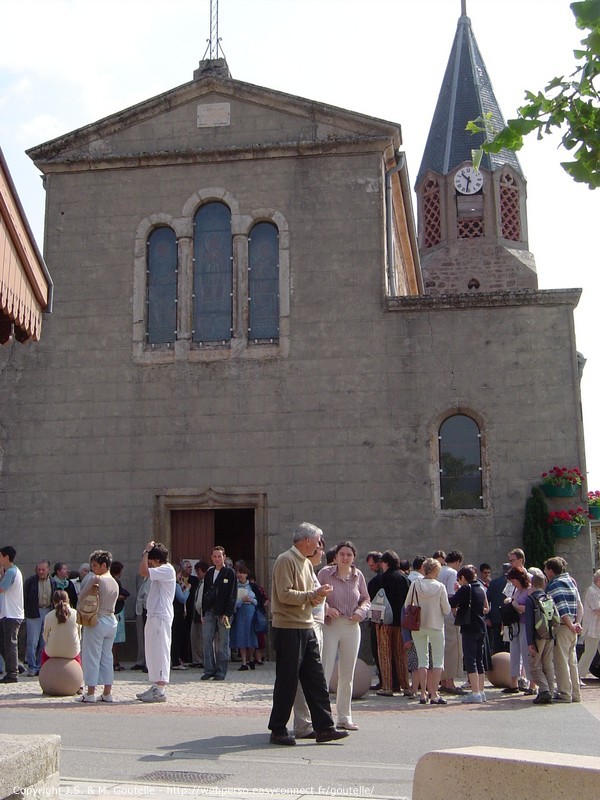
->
xmin=27 ymin=74 xmax=402 ymax=169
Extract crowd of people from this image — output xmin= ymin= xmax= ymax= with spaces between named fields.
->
xmin=1 ymin=534 xmax=600 ymax=743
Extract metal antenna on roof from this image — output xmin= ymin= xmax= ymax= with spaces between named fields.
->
xmin=203 ymin=0 xmax=226 ymax=60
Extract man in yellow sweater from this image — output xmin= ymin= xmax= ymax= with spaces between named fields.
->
xmin=268 ymin=522 xmax=349 ymax=746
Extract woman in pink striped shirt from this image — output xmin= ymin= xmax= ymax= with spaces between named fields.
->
xmin=319 ymin=541 xmax=370 ymax=730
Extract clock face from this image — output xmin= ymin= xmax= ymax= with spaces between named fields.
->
xmin=454 ymin=166 xmax=484 ymax=195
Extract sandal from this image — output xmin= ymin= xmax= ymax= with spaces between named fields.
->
xmin=376 ymin=689 xmax=393 ymax=696
xmin=430 ymin=696 xmax=448 ymax=705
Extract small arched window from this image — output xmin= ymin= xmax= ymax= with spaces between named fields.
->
xmin=146 ymin=226 xmax=177 ymax=345
xmin=438 ymin=415 xmax=483 ymax=509
xmin=248 ymin=222 xmax=279 ymax=341
xmin=193 ymin=202 xmax=232 ymax=343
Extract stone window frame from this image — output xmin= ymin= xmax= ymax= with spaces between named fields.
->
xmin=430 ymin=407 xmax=490 ymax=515
xmin=133 ymin=187 xmax=290 ymax=364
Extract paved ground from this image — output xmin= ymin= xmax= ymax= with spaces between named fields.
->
xmin=2 ymin=663 xmax=600 ymax=800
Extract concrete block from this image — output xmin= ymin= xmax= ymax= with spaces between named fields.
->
xmin=413 ymin=747 xmax=600 ymax=800
xmin=0 ymin=734 xmax=60 ymax=800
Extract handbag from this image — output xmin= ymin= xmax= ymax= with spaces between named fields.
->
xmin=402 ymin=586 xmax=421 ymax=632
xmin=500 ymin=598 xmax=520 ymax=626
xmin=253 ymin=607 xmax=268 ymax=634
xmin=454 ymin=584 xmax=472 ymax=627
xmin=369 ymin=588 xmax=393 ymax=625
xmin=76 ymin=582 xmax=99 ymax=627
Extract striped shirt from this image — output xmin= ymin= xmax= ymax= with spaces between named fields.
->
xmin=547 ymin=573 xmax=580 ymax=622
xmin=318 ymin=565 xmax=370 ymax=621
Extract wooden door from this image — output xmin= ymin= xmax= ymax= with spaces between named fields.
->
xmin=170 ymin=509 xmax=214 ymax=565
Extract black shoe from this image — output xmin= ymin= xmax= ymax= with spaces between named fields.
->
xmin=213 ymin=675 xmax=225 ymax=681
xmin=200 ymin=674 xmax=215 ymax=681
xmin=248 ymin=660 xmax=256 ymax=670
xmin=270 ymin=732 xmax=296 ymax=746
xmin=130 ymin=664 xmax=146 ymax=671
xmin=0 ymin=675 xmax=18 ymax=684
xmin=533 ymin=691 xmax=553 ymax=705
xmin=502 ymin=687 xmax=519 ymax=694
xmin=297 ymin=731 xmax=317 ymax=739
xmin=239 ymin=664 xmax=249 ymax=671
xmin=315 ymin=727 xmax=349 ymax=743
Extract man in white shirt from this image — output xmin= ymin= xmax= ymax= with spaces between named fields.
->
xmin=136 ymin=541 xmax=176 ymax=703
xmin=0 ymin=546 xmax=24 ymax=683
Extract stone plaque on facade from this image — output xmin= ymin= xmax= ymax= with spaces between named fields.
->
xmin=197 ymin=103 xmax=231 ymax=128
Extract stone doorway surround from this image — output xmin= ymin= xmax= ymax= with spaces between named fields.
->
xmin=153 ymin=487 xmax=269 ymax=586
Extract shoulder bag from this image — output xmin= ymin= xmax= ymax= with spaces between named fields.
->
xmin=402 ymin=585 xmax=421 ymax=631
xmin=77 ymin=582 xmax=99 ymax=627
xmin=369 ymin=588 xmax=393 ymax=625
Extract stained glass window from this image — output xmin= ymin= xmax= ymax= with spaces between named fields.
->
xmin=193 ymin=203 xmax=232 ymax=343
xmin=248 ymin=222 xmax=279 ymax=341
xmin=439 ymin=415 xmax=483 ymax=509
xmin=146 ymin=226 xmax=177 ymax=345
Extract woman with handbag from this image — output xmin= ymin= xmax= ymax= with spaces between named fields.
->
xmin=319 ymin=541 xmax=370 ymax=730
xmin=77 ymin=550 xmax=119 ymax=703
xmin=449 ymin=565 xmax=489 ymax=703
xmin=404 ymin=557 xmax=450 ymax=705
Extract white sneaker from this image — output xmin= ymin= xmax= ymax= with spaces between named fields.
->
xmin=139 ymin=686 xmax=166 ymax=703
xmin=462 ymin=692 xmax=483 ymax=704
xmin=136 ymin=686 xmax=156 ymax=700
xmin=99 ymin=693 xmax=114 ymax=703
xmin=76 ymin=694 xmax=96 ymax=703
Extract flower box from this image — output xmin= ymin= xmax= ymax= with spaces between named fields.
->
xmin=541 ymin=484 xmax=578 ymax=498
xmin=551 ymin=523 xmax=582 ymax=539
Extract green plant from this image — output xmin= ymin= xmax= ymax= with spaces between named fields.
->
xmin=522 ymin=486 xmax=555 ymax=569
xmin=467 ymin=0 xmax=600 ymax=189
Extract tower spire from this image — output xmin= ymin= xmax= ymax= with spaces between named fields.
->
xmin=461 ymin=0 xmax=467 ymax=17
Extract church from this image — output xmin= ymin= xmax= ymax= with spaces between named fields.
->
xmin=0 ymin=7 xmax=592 ymax=587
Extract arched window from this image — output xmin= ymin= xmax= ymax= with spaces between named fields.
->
xmin=193 ymin=202 xmax=232 ymax=343
xmin=146 ymin=226 xmax=177 ymax=345
xmin=438 ymin=415 xmax=483 ymax=509
xmin=248 ymin=222 xmax=279 ymax=341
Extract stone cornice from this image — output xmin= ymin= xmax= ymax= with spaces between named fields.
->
xmin=31 ymin=135 xmax=393 ymax=173
xmin=386 ymin=288 xmax=581 ymax=312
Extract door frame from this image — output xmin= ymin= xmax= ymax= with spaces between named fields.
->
xmin=154 ymin=486 xmax=269 ymax=585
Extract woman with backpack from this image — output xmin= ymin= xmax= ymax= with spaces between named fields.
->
xmin=503 ymin=566 xmax=535 ymax=695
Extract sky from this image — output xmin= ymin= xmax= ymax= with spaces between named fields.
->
xmin=1 ymin=0 xmax=599 ymax=487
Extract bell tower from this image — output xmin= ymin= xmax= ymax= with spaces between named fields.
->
xmin=415 ymin=4 xmax=537 ymax=295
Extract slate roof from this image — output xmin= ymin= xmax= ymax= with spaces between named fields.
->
xmin=417 ymin=13 xmax=523 ymax=185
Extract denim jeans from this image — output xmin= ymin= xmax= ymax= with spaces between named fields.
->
xmin=81 ymin=614 xmax=117 ymax=688
xmin=26 ymin=609 xmax=51 ymax=672
xmin=202 ymin=610 xmax=230 ymax=679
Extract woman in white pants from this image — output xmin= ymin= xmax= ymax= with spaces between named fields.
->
xmin=318 ymin=541 xmax=370 ymax=730
xmin=579 ymin=570 xmax=600 ymax=678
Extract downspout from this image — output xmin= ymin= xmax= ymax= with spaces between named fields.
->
xmin=385 ymin=152 xmax=405 ymax=297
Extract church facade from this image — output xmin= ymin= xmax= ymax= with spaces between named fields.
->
xmin=0 ymin=14 xmax=592 ymax=587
